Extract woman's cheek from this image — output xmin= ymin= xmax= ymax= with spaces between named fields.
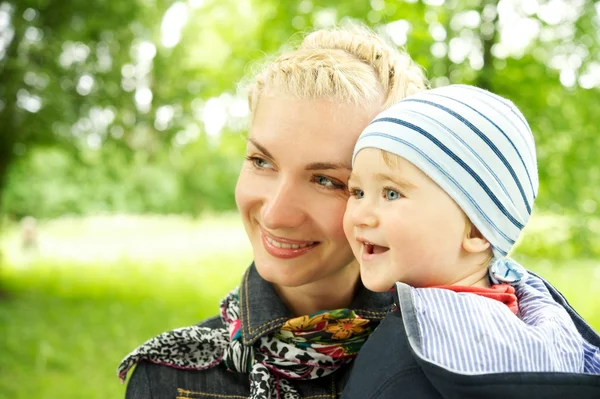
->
xmin=321 ymin=197 xmax=353 ymax=242
xmin=235 ymin=169 xmax=258 ymax=212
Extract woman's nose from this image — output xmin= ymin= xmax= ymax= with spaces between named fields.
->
xmin=261 ymin=180 xmax=307 ymax=230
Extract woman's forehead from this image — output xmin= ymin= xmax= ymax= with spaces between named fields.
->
xmin=250 ymin=96 xmax=378 ymax=160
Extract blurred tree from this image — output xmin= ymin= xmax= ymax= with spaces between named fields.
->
xmin=0 ymin=0 xmax=598 ymax=255
xmin=0 ymin=0 xmax=148 ymax=206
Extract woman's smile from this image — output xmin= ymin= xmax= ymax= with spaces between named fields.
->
xmin=260 ymin=227 xmax=320 ymax=259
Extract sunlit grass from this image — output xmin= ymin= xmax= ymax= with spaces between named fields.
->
xmin=1 ymin=212 xmax=251 ymax=266
xmin=0 ymin=260 xmax=252 ymax=399
xmin=0 ymin=212 xmax=598 ymax=399
xmin=0 ymin=212 xmax=252 ymax=399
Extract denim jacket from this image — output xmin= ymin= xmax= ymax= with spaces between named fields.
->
xmin=125 ymin=264 xmax=393 ymax=399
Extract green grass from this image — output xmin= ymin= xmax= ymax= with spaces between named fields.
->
xmin=0 ymin=256 xmax=251 ymax=399
xmin=0 ymin=213 xmax=598 ymax=399
xmin=0 ymin=213 xmax=252 ymax=399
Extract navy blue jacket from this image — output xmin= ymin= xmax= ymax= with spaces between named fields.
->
xmin=341 ymin=273 xmax=600 ymax=399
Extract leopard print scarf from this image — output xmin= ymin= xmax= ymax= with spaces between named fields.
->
xmin=117 ymin=287 xmax=376 ymax=399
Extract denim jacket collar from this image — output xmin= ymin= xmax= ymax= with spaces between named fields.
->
xmin=239 ymin=263 xmax=394 ymax=345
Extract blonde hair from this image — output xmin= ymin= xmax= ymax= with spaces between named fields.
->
xmin=381 ymin=149 xmax=401 ymax=168
xmin=247 ymin=26 xmax=428 ymax=114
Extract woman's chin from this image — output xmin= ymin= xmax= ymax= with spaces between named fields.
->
xmin=254 ymin=259 xmax=314 ymax=288
xmin=253 ymin=252 xmax=357 ymax=290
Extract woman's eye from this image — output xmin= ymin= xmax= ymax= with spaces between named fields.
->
xmin=384 ymin=188 xmax=401 ymax=201
xmin=245 ymin=156 xmax=273 ymax=169
xmin=314 ymin=175 xmax=345 ymax=190
xmin=315 ymin=176 xmax=333 ymax=187
xmin=349 ymin=188 xmax=364 ymax=199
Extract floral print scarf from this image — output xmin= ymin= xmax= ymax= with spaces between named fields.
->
xmin=117 ymin=287 xmax=376 ymax=399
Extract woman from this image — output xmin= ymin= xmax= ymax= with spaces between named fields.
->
xmin=118 ymin=26 xmax=428 ymax=398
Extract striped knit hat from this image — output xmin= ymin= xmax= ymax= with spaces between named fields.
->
xmin=353 ymin=84 xmax=538 ymax=285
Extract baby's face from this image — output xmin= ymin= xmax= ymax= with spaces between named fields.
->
xmin=343 ymin=148 xmax=469 ymax=292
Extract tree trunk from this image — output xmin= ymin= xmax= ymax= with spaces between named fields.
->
xmin=0 ymin=6 xmax=25 ymax=295
xmin=0 ymin=3 xmax=25 ymax=216
xmin=476 ymin=0 xmax=500 ymax=90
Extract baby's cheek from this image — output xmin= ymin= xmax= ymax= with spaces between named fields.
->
xmin=341 ymin=224 xmax=361 ymax=259
xmin=342 ymin=207 xmax=354 ymax=241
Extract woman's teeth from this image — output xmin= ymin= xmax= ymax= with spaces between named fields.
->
xmin=265 ymin=236 xmax=314 ymax=249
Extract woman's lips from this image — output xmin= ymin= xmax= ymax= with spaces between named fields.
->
xmin=260 ymin=229 xmax=319 ymax=259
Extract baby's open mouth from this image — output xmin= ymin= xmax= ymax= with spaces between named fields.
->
xmin=364 ymin=243 xmax=390 ymax=255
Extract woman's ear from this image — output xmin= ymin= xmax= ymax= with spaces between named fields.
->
xmin=463 ymin=223 xmax=491 ymax=254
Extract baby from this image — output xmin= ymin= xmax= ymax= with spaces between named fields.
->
xmin=344 ymin=83 xmax=532 ymax=298
xmin=342 ymin=84 xmax=600 ymax=398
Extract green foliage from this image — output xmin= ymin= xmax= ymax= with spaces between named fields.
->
xmin=1 ymin=0 xmax=599 ymax=253
xmin=514 ymin=212 xmax=600 ymax=260
xmin=2 ymin=138 xmax=242 ymax=217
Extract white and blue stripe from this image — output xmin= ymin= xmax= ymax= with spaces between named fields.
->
xmin=353 ymin=84 xmax=538 ymax=283
xmin=396 ymin=275 xmax=600 ymax=374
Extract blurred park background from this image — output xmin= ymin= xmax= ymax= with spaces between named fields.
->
xmin=0 ymin=0 xmax=599 ymax=397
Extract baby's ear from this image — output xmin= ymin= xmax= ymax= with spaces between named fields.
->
xmin=462 ymin=223 xmax=491 ymax=254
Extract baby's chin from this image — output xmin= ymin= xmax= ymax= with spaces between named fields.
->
xmin=359 ymin=271 xmax=396 ymax=293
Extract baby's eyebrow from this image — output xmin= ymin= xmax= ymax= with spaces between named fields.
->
xmin=375 ymin=173 xmax=416 ymax=189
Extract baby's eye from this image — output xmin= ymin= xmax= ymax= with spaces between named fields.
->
xmin=348 ymin=188 xmax=364 ymax=199
xmin=384 ymin=188 xmax=401 ymax=201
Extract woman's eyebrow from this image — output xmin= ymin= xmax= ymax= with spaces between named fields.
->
xmin=306 ymin=162 xmax=352 ymax=171
xmin=247 ymin=137 xmax=350 ymax=171
xmin=247 ymin=138 xmax=274 ymax=158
